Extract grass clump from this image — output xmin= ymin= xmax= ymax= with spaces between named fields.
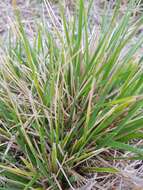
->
xmin=0 ymin=0 xmax=143 ymax=189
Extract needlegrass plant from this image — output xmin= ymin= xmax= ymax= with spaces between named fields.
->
xmin=0 ymin=0 xmax=143 ymax=189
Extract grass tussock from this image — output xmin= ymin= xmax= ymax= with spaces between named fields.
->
xmin=0 ymin=0 xmax=143 ymax=189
